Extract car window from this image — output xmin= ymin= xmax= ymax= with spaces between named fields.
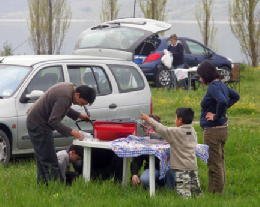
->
xmin=76 ymin=27 xmax=147 ymax=51
xmin=27 ymin=65 xmax=64 ymax=93
xmin=67 ymin=65 xmax=112 ymax=95
xmin=0 ymin=65 xmax=30 ymax=97
xmin=186 ymin=40 xmax=207 ymax=55
xmin=109 ymin=64 xmax=144 ymax=93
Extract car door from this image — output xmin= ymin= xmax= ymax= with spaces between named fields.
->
xmin=16 ymin=65 xmax=69 ymax=149
xmin=183 ymin=39 xmax=210 ymax=67
xmin=65 ymin=64 xmax=117 ymax=133
xmin=108 ymin=64 xmax=151 ymax=120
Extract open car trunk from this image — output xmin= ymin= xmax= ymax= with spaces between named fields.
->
xmin=73 ymin=18 xmax=171 ymax=61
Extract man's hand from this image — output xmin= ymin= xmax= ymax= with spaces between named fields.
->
xmin=71 ymin=129 xmax=84 ymax=141
xmin=206 ymin=112 xmax=215 ymax=121
xmin=131 ymin=175 xmax=141 ymax=186
xmin=79 ymin=113 xmax=90 ymax=122
xmin=140 ymin=113 xmax=150 ymax=122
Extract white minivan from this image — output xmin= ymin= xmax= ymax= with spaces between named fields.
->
xmin=0 ymin=55 xmax=152 ymax=164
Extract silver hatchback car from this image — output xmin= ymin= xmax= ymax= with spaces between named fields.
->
xmin=0 ymin=55 xmax=152 ymax=164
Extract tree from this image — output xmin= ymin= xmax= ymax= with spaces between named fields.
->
xmin=28 ymin=0 xmax=71 ymax=54
xmin=100 ymin=0 xmax=119 ymax=22
xmin=139 ymin=0 xmax=167 ymax=21
xmin=195 ymin=0 xmax=217 ymax=48
xmin=0 ymin=42 xmax=13 ymax=56
xmin=229 ymin=0 xmax=260 ymax=66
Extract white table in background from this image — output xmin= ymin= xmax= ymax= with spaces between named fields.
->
xmin=73 ymin=138 xmax=157 ymax=197
xmin=174 ymin=67 xmax=224 ymax=90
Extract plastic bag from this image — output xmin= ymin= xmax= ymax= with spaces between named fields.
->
xmin=161 ymin=49 xmax=173 ymax=69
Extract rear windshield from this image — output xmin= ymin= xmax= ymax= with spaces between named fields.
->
xmin=109 ymin=64 xmax=145 ymax=93
xmin=76 ymin=26 xmax=148 ymax=51
xmin=0 ymin=65 xmax=30 ymax=97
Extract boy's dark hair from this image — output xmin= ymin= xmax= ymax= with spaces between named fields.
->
xmin=68 ymin=145 xmax=84 ymax=158
xmin=75 ymin=85 xmax=96 ymax=105
xmin=176 ymin=108 xmax=194 ymax=124
xmin=197 ymin=61 xmax=220 ymax=84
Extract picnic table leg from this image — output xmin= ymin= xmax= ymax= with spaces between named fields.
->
xmin=122 ymin=157 xmax=129 ymax=185
xmin=83 ymin=147 xmax=91 ymax=181
xmin=149 ymin=155 xmax=155 ymax=197
xmin=188 ymin=71 xmax=192 ymax=90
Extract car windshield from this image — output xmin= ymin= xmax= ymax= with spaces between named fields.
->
xmin=76 ymin=26 xmax=148 ymax=51
xmin=0 ymin=65 xmax=30 ymax=97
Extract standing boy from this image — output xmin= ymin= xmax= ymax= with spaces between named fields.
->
xmin=140 ymin=108 xmax=201 ymax=198
xmin=27 ymin=82 xmax=96 ymax=184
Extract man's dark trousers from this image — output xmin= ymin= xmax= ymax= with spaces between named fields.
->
xmin=27 ymin=120 xmax=62 ymax=184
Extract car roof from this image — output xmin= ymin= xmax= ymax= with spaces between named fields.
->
xmin=0 ymin=55 xmax=125 ymax=67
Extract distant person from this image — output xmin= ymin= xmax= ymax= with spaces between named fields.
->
xmin=57 ymin=145 xmax=83 ymax=185
xmin=27 ymin=82 xmax=96 ymax=184
xmin=140 ymin=108 xmax=201 ymax=198
xmin=197 ymin=61 xmax=240 ymax=194
xmin=167 ymin=34 xmax=184 ymax=68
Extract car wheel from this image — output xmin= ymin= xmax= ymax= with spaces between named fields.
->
xmin=155 ymin=66 xmax=172 ymax=87
xmin=219 ymin=66 xmax=231 ymax=82
xmin=0 ymin=130 xmax=11 ymax=164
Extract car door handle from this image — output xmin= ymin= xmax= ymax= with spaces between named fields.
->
xmin=109 ymin=103 xmax=117 ymax=109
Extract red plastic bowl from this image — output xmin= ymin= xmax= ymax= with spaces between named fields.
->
xmin=93 ymin=121 xmax=137 ymax=141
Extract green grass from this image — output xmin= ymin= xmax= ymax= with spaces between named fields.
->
xmin=1 ymin=67 xmax=260 ymax=207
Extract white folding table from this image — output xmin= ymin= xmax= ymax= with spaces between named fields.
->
xmin=73 ymin=139 xmax=157 ymax=197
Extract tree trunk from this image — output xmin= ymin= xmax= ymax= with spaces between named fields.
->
xmin=48 ymin=0 xmax=53 ymax=54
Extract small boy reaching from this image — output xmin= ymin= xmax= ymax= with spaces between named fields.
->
xmin=140 ymin=108 xmax=201 ymax=198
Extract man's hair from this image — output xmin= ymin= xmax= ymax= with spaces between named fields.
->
xmin=176 ymin=108 xmax=194 ymax=124
xmin=68 ymin=145 xmax=83 ymax=158
xmin=197 ymin=61 xmax=220 ymax=84
xmin=75 ymin=85 xmax=96 ymax=104
xmin=170 ymin=34 xmax=177 ymax=39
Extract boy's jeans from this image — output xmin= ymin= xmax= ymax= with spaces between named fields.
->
xmin=140 ymin=169 xmax=159 ymax=188
xmin=165 ymin=168 xmax=201 ymax=198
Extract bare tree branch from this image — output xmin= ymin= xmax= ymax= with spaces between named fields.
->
xmin=195 ymin=0 xmax=217 ymax=48
xmin=100 ymin=0 xmax=119 ymax=22
xmin=229 ymin=0 xmax=259 ymax=66
xmin=139 ymin=0 xmax=167 ymax=21
xmin=28 ymin=0 xmax=71 ymax=54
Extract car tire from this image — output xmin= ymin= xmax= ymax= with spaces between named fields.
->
xmin=0 ymin=130 xmax=11 ymax=164
xmin=155 ymin=65 xmax=172 ymax=87
xmin=219 ymin=66 xmax=231 ymax=82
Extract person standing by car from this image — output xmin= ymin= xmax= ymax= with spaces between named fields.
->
xmin=26 ymin=82 xmax=96 ymax=184
xmin=197 ymin=61 xmax=239 ymax=194
xmin=167 ymin=34 xmax=184 ymax=68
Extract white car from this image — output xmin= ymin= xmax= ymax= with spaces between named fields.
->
xmin=0 ymin=55 xmax=152 ymax=164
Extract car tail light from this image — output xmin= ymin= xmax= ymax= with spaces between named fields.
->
xmin=143 ymin=52 xmax=162 ymax=63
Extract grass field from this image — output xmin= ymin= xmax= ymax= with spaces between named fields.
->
xmin=1 ymin=67 xmax=259 ymax=207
